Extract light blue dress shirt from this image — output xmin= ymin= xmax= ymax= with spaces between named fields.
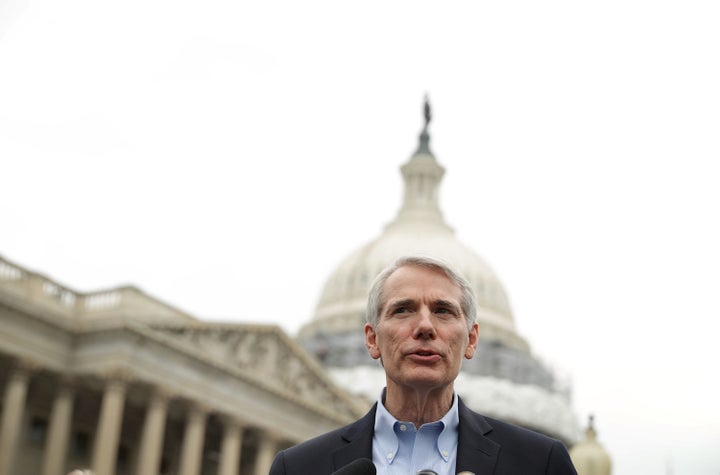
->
xmin=372 ymin=389 xmax=459 ymax=475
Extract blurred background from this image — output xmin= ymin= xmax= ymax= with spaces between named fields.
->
xmin=1 ymin=1 xmax=719 ymax=474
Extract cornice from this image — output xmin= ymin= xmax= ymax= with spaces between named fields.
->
xmin=85 ymin=321 xmax=365 ymax=425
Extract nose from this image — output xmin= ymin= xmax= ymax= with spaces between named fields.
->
xmin=413 ymin=306 xmax=436 ymax=340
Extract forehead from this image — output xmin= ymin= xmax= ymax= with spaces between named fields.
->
xmin=382 ymin=264 xmax=462 ymax=304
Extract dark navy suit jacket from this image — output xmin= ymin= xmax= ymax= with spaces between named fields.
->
xmin=270 ymin=398 xmax=577 ymax=475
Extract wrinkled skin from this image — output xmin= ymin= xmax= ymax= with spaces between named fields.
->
xmin=365 ymin=264 xmax=479 ymax=426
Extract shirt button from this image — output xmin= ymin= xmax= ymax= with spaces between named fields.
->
xmin=387 ymin=452 xmax=393 ymax=459
xmin=400 ymin=424 xmax=407 ymax=431
xmin=442 ymin=450 xmax=449 ymax=457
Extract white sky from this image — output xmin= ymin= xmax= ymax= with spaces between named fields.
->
xmin=2 ymin=1 xmax=719 ymax=473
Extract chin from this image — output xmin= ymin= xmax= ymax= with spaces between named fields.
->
xmin=400 ymin=374 xmax=453 ymax=390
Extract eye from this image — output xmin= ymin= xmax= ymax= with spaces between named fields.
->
xmin=434 ymin=306 xmax=459 ymax=318
xmin=386 ymin=301 xmax=416 ymax=318
xmin=386 ymin=300 xmax=416 ymax=317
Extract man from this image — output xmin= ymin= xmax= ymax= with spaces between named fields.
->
xmin=270 ymin=256 xmax=577 ymax=475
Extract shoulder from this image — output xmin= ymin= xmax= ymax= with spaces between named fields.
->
xmin=280 ymin=423 xmax=353 ymax=459
xmin=484 ymin=417 xmax=576 ymax=474
xmin=458 ymin=400 xmax=577 ymax=474
xmin=458 ymin=398 xmax=560 ymax=449
xmin=482 ymin=414 xmax=560 ymax=449
xmin=269 ymin=406 xmax=376 ymax=475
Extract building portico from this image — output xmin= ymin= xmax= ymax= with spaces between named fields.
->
xmin=0 ymin=255 xmax=364 ymax=475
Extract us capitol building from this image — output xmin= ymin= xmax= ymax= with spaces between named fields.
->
xmin=0 ymin=102 xmax=610 ymax=475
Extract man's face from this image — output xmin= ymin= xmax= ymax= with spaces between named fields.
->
xmin=365 ymin=264 xmax=479 ymax=393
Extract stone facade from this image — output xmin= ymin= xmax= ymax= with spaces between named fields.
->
xmin=0 ymin=255 xmax=365 ymax=475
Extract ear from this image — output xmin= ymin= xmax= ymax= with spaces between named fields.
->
xmin=464 ymin=322 xmax=479 ymax=359
xmin=365 ymin=323 xmax=382 ymax=360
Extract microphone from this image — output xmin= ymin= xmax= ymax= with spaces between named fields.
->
xmin=330 ymin=458 xmax=376 ymax=475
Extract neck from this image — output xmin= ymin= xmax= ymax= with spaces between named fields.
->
xmin=383 ymin=384 xmax=454 ymax=427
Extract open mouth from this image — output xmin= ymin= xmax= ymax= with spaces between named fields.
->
xmin=406 ymin=349 xmax=442 ymax=365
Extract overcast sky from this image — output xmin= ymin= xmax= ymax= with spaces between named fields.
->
xmin=2 ymin=1 xmax=719 ymax=473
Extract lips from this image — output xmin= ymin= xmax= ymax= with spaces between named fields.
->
xmin=407 ymin=348 xmax=442 ymax=363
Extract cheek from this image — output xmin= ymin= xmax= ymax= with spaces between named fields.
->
xmin=374 ymin=327 xmax=404 ymax=356
xmin=453 ymin=334 xmax=471 ymax=356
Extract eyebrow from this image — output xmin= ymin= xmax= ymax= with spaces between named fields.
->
xmin=385 ymin=299 xmax=415 ymax=312
xmin=384 ymin=299 xmax=461 ymax=312
xmin=433 ymin=299 xmax=462 ymax=311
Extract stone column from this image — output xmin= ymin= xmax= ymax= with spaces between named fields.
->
xmin=254 ymin=431 xmax=278 ymax=475
xmin=41 ymin=381 xmax=75 ymax=475
xmin=91 ymin=372 xmax=130 ymax=475
xmin=0 ymin=363 xmax=32 ymax=475
xmin=177 ymin=402 xmax=207 ymax=475
xmin=135 ymin=387 xmax=171 ymax=475
xmin=218 ymin=416 xmax=243 ymax=475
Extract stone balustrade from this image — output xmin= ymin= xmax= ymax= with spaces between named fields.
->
xmin=0 ymin=255 xmax=194 ymax=323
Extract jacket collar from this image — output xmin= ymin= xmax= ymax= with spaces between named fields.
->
xmin=456 ymin=397 xmax=500 ymax=474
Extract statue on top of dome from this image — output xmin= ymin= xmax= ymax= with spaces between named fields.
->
xmin=416 ymin=94 xmax=433 ymax=155
xmin=423 ymin=93 xmax=432 ymax=131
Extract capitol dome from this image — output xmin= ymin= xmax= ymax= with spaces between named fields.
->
xmin=570 ymin=416 xmax=613 ymax=475
xmin=298 ymin=99 xmax=579 ymax=444
xmin=300 ymin=100 xmax=526 ymax=352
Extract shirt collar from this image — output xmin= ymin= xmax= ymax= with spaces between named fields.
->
xmin=373 ymin=388 xmax=460 ymax=464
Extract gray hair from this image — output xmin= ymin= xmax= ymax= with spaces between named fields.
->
xmin=366 ymin=256 xmax=477 ymax=330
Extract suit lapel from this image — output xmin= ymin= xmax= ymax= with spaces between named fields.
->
xmin=456 ymin=398 xmax=500 ymax=475
xmin=332 ymin=403 xmax=377 ymax=471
